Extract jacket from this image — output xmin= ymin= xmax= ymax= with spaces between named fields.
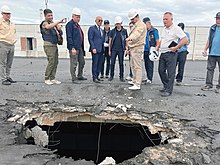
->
xmin=66 ymin=19 xmax=84 ymax=51
xmin=88 ymin=25 xmax=104 ymax=53
xmin=110 ymin=27 xmax=128 ymax=51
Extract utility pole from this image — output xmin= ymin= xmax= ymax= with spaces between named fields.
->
xmin=45 ymin=0 xmax=48 ymax=9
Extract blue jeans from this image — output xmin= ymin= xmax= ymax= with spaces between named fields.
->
xmin=92 ymin=52 xmax=103 ymax=80
xmin=110 ymin=50 xmax=124 ymax=78
xmin=144 ymin=51 xmax=154 ymax=81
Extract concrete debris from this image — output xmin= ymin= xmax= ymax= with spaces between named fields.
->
xmin=201 ymin=153 xmax=211 ymax=164
xmin=8 ymin=115 xmax=21 ymax=122
xmin=24 ymin=128 xmax=32 ymax=139
xmin=31 ymin=126 xmax=48 ymax=147
xmin=126 ymin=104 xmax=132 ymax=109
xmin=116 ymin=104 xmax=127 ymax=113
xmin=148 ymin=99 xmax=152 ymax=102
xmin=98 ymin=157 xmax=116 ymax=165
xmin=128 ymin=97 xmax=133 ymax=100
xmin=212 ymin=133 xmax=220 ymax=150
xmin=168 ymin=138 xmax=183 ymax=144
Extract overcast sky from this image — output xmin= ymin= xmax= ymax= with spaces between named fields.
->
xmin=0 ymin=0 xmax=220 ymax=26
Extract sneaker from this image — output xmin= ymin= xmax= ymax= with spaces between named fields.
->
xmin=7 ymin=77 xmax=16 ymax=83
xmin=2 ymin=80 xmax=11 ymax=85
xmin=126 ymin=76 xmax=132 ymax=81
xmin=108 ymin=77 xmax=113 ymax=81
xmin=176 ymin=81 xmax=182 ymax=86
xmin=214 ymin=88 xmax=219 ymax=93
xmin=51 ymin=79 xmax=61 ymax=84
xmin=146 ymin=80 xmax=152 ymax=84
xmin=142 ymin=78 xmax=148 ymax=82
xmin=45 ymin=80 xmax=53 ymax=85
xmin=105 ymin=75 xmax=109 ymax=78
xmin=128 ymin=85 xmax=141 ymax=90
xmin=128 ymin=81 xmax=134 ymax=85
xmin=77 ymin=76 xmax=87 ymax=80
xmin=201 ymin=85 xmax=213 ymax=91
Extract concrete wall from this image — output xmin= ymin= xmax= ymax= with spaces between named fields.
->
xmin=14 ymin=24 xmax=209 ymax=60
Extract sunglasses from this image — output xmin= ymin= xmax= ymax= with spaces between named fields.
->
xmin=98 ymin=19 xmax=103 ymax=22
xmin=2 ymin=13 xmax=11 ymax=15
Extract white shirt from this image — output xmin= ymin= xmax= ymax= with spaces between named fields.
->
xmin=160 ymin=24 xmax=186 ymax=53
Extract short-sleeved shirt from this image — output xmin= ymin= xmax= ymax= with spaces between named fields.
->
xmin=42 ymin=21 xmax=56 ymax=46
xmin=209 ymin=26 xmax=220 ymax=56
xmin=178 ymin=32 xmax=190 ymax=52
xmin=110 ymin=29 xmax=123 ymax=51
xmin=160 ymin=24 xmax=186 ymax=53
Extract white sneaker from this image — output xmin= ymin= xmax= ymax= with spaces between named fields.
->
xmin=146 ymin=80 xmax=152 ymax=84
xmin=126 ymin=76 xmax=132 ymax=81
xmin=128 ymin=85 xmax=141 ymax=90
xmin=128 ymin=81 xmax=134 ymax=85
xmin=45 ymin=80 xmax=53 ymax=85
xmin=51 ymin=79 xmax=61 ymax=84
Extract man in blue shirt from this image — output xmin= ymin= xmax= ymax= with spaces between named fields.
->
xmin=143 ymin=17 xmax=159 ymax=84
xmin=202 ymin=12 xmax=220 ymax=93
xmin=175 ymin=23 xmax=190 ymax=85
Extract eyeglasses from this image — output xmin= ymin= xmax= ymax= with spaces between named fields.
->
xmin=2 ymin=13 xmax=11 ymax=15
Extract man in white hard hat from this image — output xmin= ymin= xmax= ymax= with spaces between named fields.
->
xmin=40 ymin=9 xmax=65 ymax=85
xmin=108 ymin=16 xmax=128 ymax=82
xmin=126 ymin=9 xmax=147 ymax=90
xmin=0 ymin=5 xmax=17 ymax=85
xmin=66 ymin=7 xmax=87 ymax=84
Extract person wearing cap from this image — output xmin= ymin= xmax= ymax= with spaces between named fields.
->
xmin=40 ymin=9 xmax=65 ymax=85
xmin=175 ymin=23 xmax=190 ymax=86
xmin=66 ymin=7 xmax=87 ymax=84
xmin=201 ymin=12 xmax=220 ymax=93
xmin=158 ymin=12 xmax=188 ymax=97
xmin=100 ymin=20 xmax=111 ymax=79
xmin=0 ymin=5 xmax=17 ymax=85
xmin=126 ymin=9 xmax=147 ymax=90
xmin=142 ymin=17 xmax=160 ymax=84
xmin=88 ymin=16 xmax=105 ymax=83
xmin=108 ymin=16 xmax=128 ymax=82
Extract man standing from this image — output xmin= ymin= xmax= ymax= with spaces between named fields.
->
xmin=176 ymin=23 xmax=190 ymax=86
xmin=108 ymin=16 xmax=128 ymax=82
xmin=126 ymin=9 xmax=147 ymax=90
xmin=88 ymin=16 xmax=104 ymax=83
xmin=158 ymin=12 xmax=187 ymax=97
xmin=100 ymin=20 xmax=111 ymax=79
xmin=201 ymin=12 xmax=220 ymax=93
xmin=142 ymin=17 xmax=159 ymax=84
xmin=40 ymin=9 xmax=64 ymax=85
xmin=0 ymin=5 xmax=17 ymax=85
xmin=66 ymin=8 xmax=87 ymax=83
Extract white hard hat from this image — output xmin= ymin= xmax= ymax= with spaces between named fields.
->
xmin=128 ymin=8 xmax=138 ymax=20
xmin=72 ymin=7 xmax=81 ymax=15
xmin=149 ymin=47 xmax=159 ymax=61
xmin=115 ymin=16 xmax=122 ymax=24
xmin=1 ymin=5 xmax=11 ymax=14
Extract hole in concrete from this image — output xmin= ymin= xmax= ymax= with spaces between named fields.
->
xmin=38 ymin=120 xmax=161 ymax=164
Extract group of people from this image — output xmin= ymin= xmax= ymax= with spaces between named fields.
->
xmin=0 ymin=5 xmax=220 ymax=96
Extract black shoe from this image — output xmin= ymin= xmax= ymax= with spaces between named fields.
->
xmin=105 ymin=75 xmax=109 ymax=78
xmin=72 ymin=80 xmax=79 ymax=84
xmin=159 ymin=88 xmax=166 ymax=93
xmin=7 ymin=77 xmax=16 ymax=83
xmin=161 ymin=92 xmax=171 ymax=97
xmin=2 ymin=80 xmax=11 ymax=85
xmin=100 ymin=75 xmax=104 ymax=79
xmin=108 ymin=77 xmax=113 ymax=81
xmin=97 ymin=78 xmax=104 ymax=81
xmin=120 ymin=78 xmax=125 ymax=82
xmin=77 ymin=76 xmax=87 ymax=80
xmin=93 ymin=79 xmax=101 ymax=83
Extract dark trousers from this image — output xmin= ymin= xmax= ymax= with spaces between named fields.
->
xmin=176 ymin=50 xmax=188 ymax=82
xmin=110 ymin=50 xmax=124 ymax=78
xmin=205 ymin=56 xmax=220 ymax=88
xmin=129 ymin=55 xmax=133 ymax=77
xmin=144 ymin=51 xmax=154 ymax=81
xmin=158 ymin=52 xmax=178 ymax=94
xmin=92 ymin=52 xmax=103 ymax=80
xmin=101 ymin=48 xmax=110 ymax=76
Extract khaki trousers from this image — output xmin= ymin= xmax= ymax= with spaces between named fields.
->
xmin=130 ymin=47 xmax=144 ymax=86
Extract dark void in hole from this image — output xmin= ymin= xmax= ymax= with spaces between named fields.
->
xmin=41 ymin=121 xmax=161 ymax=164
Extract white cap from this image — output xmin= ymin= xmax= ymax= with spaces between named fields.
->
xmin=115 ymin=16 xmax=122 ymax=24
xmin=72 ymin=7 xmax=81 ymax=16
xmin=1 ymin=5 xmax=11 ymax=14
xmin=128 ymin=8 xmax=138 ymax=20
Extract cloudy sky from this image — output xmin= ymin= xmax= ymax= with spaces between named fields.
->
xmin=0 ymin=0 xmax=220 ymax=26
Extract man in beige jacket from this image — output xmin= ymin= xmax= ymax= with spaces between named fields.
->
xmin=126 ymin=9 xmax=147 ymax=90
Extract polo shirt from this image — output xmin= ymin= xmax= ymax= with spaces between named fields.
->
xmin=209 ymin=26 xmax=220 ymax=56
xmin=160 ymin=24 xmax=186 ymax=53
xmin=0 ymin=17 xmax=16 ymax=45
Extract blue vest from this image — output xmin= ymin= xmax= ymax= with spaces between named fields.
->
xmin=208 ymin=24 xmax=218 ymax=53
xmin=40 ymin=21 xmax=58 ymax=44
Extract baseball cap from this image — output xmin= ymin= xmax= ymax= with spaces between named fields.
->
xmin=143 ymin=17 xmax=151 ymax=23
xmin=104 ymin=20 xmax=110 ymax=24
xmin=215 ymin=12 xmax=220 ymax=18
xmin=178 ymin=23 xmax=185 ymax=30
